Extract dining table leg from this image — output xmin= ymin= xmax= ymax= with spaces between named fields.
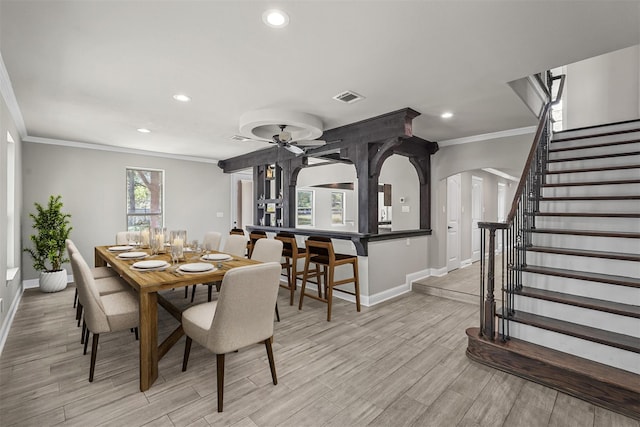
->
xmin=139 ymin=290 xmax=158 ymax=391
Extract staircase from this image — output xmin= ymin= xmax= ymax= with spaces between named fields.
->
xmin=467 ymin=118 xmax=640 ymax=420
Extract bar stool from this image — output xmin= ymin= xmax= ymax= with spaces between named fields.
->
xmin=275 ymin=232 xmax=306 ymax=305
xmin=248 ymin=230 xmax=267 ymax=258
xmin=298 ymin=236 xmax=361 ymax=321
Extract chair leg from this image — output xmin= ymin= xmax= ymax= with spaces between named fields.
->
xmin=216 ymin=353 xmax=225 ymax=412
xmin=207 ymin=284 xmax=213 ymax=302
xmin=73 ymin=288 xmax=78 ymax=308
xmin=275 ymin=303 xmax=280 ymax=322
xmin=190 ymin=285 xmax=197 ymax=303
xmin=264 ymin=338 xmax=278 ymax=385
xmin=182 ymin=337 xmax=192 ymax=372
xmin=76 ymin=303 xmax=83 ymax=327
xmin=184 ymin=286 xmax=188 ymax=298
xmin=353 ymin=259 xmax=361 ymax=312
xmin=89 ymin=333 xmax=99 ymax=382
xmin=317 ymin=264 xmax=323 ymax=299
xmin=289 ymin=259 xmax=296 ymax=306
xmin=327 ymin=267 xmax=334 ymax=322
xmin=134 ymin=327 xmax=139 ymax=341
xmin=298 ymin=257 xmax=311 ymax=310
xmin=81 ymin=320 xmax=86 ymax=344
xmin=83 ymin=327 xmax=90 ymax=355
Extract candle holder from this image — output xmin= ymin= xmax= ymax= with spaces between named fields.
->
xmin=139 ymin=224 xmax=150 ymax=248
xmin=151 ymin=227 xmax=167 ymax=255
xmin=170 ymin=230 xmax=187 ymax=261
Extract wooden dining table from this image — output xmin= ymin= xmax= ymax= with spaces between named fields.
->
xmin=94 ymin=245 xmax=258 ymax=391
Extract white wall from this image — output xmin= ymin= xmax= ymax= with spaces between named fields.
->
xmin=21 ymin=142 xmax=230 ymax=280
xmin=379 ymin=155 xmax=420 ymax=231
xmin=0 ymin=90 xmax=23 ymax=352
xmin=565 ymin=45 xmax=640 ymax=128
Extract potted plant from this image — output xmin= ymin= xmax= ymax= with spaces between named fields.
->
xmin=24 ymin=195 xmax=73 ymax=292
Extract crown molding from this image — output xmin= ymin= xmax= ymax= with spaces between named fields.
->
xmin=23 ymin=136 xmax=220 ymax=164
xmin=438 ymin=125 xmax=536 ymax=147
xmin=0 ymin=52 xmax=27 ymax=138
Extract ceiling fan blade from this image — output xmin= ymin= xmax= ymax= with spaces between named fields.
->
xmin=284 ymin=144 xmax=305 ymax=155
xmin=293 ymin=139 xmax=326 ymax=147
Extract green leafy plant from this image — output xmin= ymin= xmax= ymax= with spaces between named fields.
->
xmin=24 ymin=195 xmax=72 ymax=272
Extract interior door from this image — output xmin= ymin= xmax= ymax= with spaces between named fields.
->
xmin=471 ymin=176 xmax=483 ymax=262
xmin=447 ymin=174 xmax=461 ymax=272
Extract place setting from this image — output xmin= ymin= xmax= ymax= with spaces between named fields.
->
xmin=200 ymin=253 xmax=233 ymax=262
xmin=175 ymin=262 xmax=217 ymax=275
xmin=131 ymin=259 xmax=170 ymax=272
xmin=108 ymin=245 xmax=134 ymax=252
xmin=116 ymin=251 xmax=149 ymax=260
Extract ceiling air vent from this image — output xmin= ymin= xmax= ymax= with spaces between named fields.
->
xmin=333 ymin=90 xmax=364 ymax=104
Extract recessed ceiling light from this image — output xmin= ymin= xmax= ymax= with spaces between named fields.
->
xmin=441 ymin=112 xmax=454 ymax=119
xmin=173 ymin=94 xmax=191 ymax=102
xmin=137 ymin=128 xmax=151 ymax=133
xmin=262 ymin=9 xmax=289 ymax=28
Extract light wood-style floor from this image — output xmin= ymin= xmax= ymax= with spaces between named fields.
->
xmin=1 ymin=268 xmax=637 ymax=427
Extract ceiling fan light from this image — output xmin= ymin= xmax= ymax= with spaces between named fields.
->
xmin=279 ymin=130 xmax=292 ymax=142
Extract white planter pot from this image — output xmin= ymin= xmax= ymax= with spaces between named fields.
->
xmin=39 ymin=269 xmax=68 ymax=293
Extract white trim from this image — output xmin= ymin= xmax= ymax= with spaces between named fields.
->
xmin=406 ymin=268 xmax=432 ymax=287
xmin=0 ymin=52 xmax=27 ymax=138
xmin=23 ymin=278 xmax=40 ymax=289
xmin=6 ymin=267 xmax=19 ymax=283
xmin=438 ymin=126 xmax=536 ymax=147
xmin=460 ymin=259 xmax=472 ymax=268
xmin=23 ymin=136 xmax=220 ymax=164
xmin=430 ymin=266 xmax=448 ymax=277
xmin=0 ymin=287 xmax=23 ymax=355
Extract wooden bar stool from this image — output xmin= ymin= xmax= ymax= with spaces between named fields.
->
xmin=298 ymin=236 xmax=361 ymax=321
xmin=275 ymin=231 xmax=306 ymax=305
xmin=248 ymin=230 xmax=267 ymax=258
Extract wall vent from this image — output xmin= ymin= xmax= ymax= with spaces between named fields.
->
xmin=332 ymin=90 xmax=365 ymax=104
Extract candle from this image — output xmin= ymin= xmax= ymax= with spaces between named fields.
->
xmin=173 ymin=237 xmax=183 ymax=248
xmin=141 ymin=230 xmax=150 ymax=246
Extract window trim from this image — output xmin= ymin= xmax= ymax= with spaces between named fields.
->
xmin=330 ymin=191 xmax=346 ymax=226
xmin=126 ymin=167 xmax=165 ymax=230
xmin=296 ymin=189 xmax=315 ymax=227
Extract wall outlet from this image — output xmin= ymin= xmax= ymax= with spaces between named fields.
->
xmin=402 ymin=205 xmax=410 ymax=213
xmin=216 ymin=212 xmax=224 ymax=218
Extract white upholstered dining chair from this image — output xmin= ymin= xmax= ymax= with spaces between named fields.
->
xmin=70 ymin=252 xmax=139 ymax=382
xmin=181 ymin=262 xmax=282 ymax=412
xmin=222 ymin=234 xmax=248 ymax=257
xmin=250 ymin=238 xmax=284 ymax=321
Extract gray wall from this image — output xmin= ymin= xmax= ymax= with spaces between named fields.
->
xmin=379 ymin=155 xmax=420 ymax=231
xmin=0 ymin=90 xmax=23 ymax=341
xmin=565 ymin=45 xmax=640 ymax=128
xmin=21 ymin=143 xmax=230 ymax=280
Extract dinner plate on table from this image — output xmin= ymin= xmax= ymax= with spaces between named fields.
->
xmin=201 ymin=253 xmax=232 ymax=262
xmin=117 ymin=251 xmax=148 ymax=259
xmin=108 ymin=245 xmax=134 ymax=252
xmin=131 ymin=260 xmax=169 ymax=271
xmin=178 ymin=263 xmax=216 ymax=274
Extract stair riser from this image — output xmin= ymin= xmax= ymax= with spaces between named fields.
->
xmin=534 ymin=216 xmax=640 ymax=232
xmin=522 ymin=271 xmax=639 ymax=304
xmin=545 ymin=168 xmax=640 ymax=184
xmin=539 ymin=200 xmax=639 ymax=213
xmin=513 ymin=295 xmax=639 ymax=337
xmin=530 ymin=233 xmax=640 ymax=254
xmin=549 ymin=142 xmax=639 ymax=160
xmin=524 ymin=252 xmax=639 ymax=278
xmin=548 ymin=154 xmax=640 ymax=171
xmin=553 ymin=122 xmax=640 ymax=140
xmin=551 ymin=131 xmax=640 ymax=150
xmin=542 ymin=183 xmax=639 ymax=197
xmin=503 ymin=322 xmax=639 ymax=374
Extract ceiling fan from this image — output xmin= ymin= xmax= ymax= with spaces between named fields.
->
xmin=244 ymin=124 xmax=327 ymax=156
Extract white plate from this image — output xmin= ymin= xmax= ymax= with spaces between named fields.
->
xmin=108 ymin=245 xmax=134 ymax=251
xmin=201 ymin=253 xmax=232 ymax=261
xmin=117 ymin=251 xmax=148 ymax=259
xmin=132 ymin=260 xmax=168 ymax=269
xmin=178 ymin=263 xmax=215 ymax=273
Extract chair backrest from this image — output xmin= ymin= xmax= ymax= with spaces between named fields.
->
xmin=223 ymin=234 xmax=248 ymax=257
xmin=248 ymin=230 xmax=267 ymax=257
xmin=229 ymin=228 xmax=245 ymax=236
xmin=66 ymin=239 xmax=79 ymax=257
xmin=70 ymin=253 xmax=110 ymax=333
xmin=203 ymin=232 xmax=222 ymax=251
xmin=250 ymin=238 xmax=283 ymax=263
xmin=206 ymin=262 xmax=282 ymax=354
xmin=305 ymin=236 xmax=334 ymax=259
xmin=275 ymin=232 xmax=300 ymax=257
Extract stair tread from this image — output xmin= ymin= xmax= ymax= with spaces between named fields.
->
xmin=532 ymin=212 xmax=640 ymax=218
xmin=543 ymin=178 xmax=640 ymax=187
xmin=499 ymin=311 xmax=640 ymax=353
xmin=548 ymin=151 xmax=640 ymax=163
xmin=524 ymin=245 xmax=640 ymax=261
xmin=522 ymin=265 xmax=640 ymax=288
xmin=549 ymin=138 xmax=640 ymax=153
xmin=546 ymin=164 xmax=640 ymax=174
xmin=552 ymin=126 xmax=640 ymax=142
xmin=538 ymin=195 xmax=640 ymax=201
xmin=525 ymin=228 xmax=640 ymax=239
xmin=515 ymin=286 xmax=640 ymax=318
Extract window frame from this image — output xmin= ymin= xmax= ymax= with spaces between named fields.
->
xmin=330 ymin=191 xmax=346 ymax=226
xmin=296 ymin=189 xmax=315 ymax=227
xmin=126 ymin=167 xmax=165 ymax=231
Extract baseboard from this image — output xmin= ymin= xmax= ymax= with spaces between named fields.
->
xmin=430 ymin=267 xmax=448 ymax=277
xmin=23 ymin=274 xmax=73 ymax=290
xmin=0 ymin=287 xmax=23 ymax=355
xmin=406 ymin=268 xmax=432 ymax=287
xmin=461 ymin=259 xmax=473 ymax=268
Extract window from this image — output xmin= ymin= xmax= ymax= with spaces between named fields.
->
xmin=6 ymin=132 xmax=15 ymax=267
xmin=296 ymin=190 xmax=314 ymax=226
xmin=331 ymin=192 xmax=345 ymax=225
xmin=126 ymin=168 xmax=164 ymax=230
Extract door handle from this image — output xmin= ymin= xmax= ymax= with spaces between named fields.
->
xmin=447 ymin=226 xmax=453 ymax=229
